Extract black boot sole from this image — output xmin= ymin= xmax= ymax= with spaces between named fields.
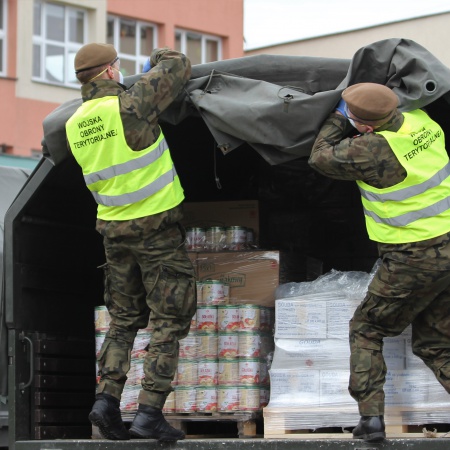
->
xmin=353 ymin=431 xmax=386 ymax=443
xmin=129 ymin=427 xmax=185 ymax=442
xmin=89 ymin=410 xmax=130 ymax=440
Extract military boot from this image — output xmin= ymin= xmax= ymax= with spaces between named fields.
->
xmin=88 ymin=393 xmax=129 ymax=440
xmin=353 ymin=415 xmax=386 ymax=442
xmin=129 ymin=404 xmax=185 ymax=441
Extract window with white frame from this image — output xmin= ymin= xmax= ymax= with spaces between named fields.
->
xmin=0 ymin=0 xmax=6 ymax=75
xmin=107 ymin=16 xmax=157 ymax=77
xmin=175 ymin=30 xmax=221 ymax=65
xmin=32 ymin=0 xmax=87 ymax=86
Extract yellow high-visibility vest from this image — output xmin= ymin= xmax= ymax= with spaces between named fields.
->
xmin=356 ymin=109 xmax=450 ymax=243
xmin=66 ymin=96 xmax=184 ymax=220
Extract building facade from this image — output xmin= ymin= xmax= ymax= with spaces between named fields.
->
xmin=0 ymin=0 xmax=244 ymax=164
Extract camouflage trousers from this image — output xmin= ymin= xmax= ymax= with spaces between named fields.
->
xmin=95 ymin=207 xmax=197 ymax=410
xmin=349 ymin=257 xmax=450 ymax=415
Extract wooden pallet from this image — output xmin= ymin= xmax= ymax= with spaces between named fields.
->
xmin=165 ymin=411 xmax=263 ymax=438
xmin=264 ymin=424 xmax=450 ymax=439
xmin=263 ymin=407 xmax=450 ymax=439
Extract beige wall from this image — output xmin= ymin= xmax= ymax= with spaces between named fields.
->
xmin=244 ymin=13 xmax=450 ymax=69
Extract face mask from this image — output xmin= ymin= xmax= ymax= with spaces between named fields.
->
xmin=348 ymin=117 xmax=358 ymax=128
xmin=111 ymin=66 xmax=123 ymax=84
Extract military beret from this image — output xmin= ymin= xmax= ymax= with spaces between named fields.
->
xmin=342 ymin=83 xmax=399 ymax=122
xmin=74 ymin=43 xmax=117 ymax=73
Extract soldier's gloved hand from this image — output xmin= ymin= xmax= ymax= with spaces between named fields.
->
xmin=142 ymin=58 xmax=151 ymax=73
xmin=335 ymin=98 xmax=347 ymax=116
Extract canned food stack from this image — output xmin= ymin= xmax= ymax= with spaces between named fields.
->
xmin=186 ymin=226 xmax=256 ymax=252
xmin=94 ymin=306 xmax=153 ymax=413
xmin=171 ymin=297 xmax=275 ymax=413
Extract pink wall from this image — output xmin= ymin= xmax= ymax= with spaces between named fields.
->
xmin=107 ymin=0 xmax=244 ymax=59
xmin=1 ymin=0 xmax=243 ymax=158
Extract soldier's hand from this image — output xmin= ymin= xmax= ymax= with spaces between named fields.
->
xmin=143 ymin=58 xmax=151 ymax=73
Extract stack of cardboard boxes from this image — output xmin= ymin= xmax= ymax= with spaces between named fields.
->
xmin=263 ymin=270 xmax=450 ymax=435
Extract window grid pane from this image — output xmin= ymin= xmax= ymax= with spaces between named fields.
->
xmin=119 ymin=19 xmax=136 ymax=55
xmin=45 ymin=3 xmax=64 ymax=41
xmin=108 ymin=16 xmax=158 ymax=75
xmin=45 ymin=44 xmax=64 ymax=83
xmin=206 ymin=39 xmax=218 ymax=63
xmin=140 ymin=25 xmax=154 ymax=56
xmin=33 ymin=1 xmax=41 ymax=36
xmin=176 ymin=29 xmax=222 ymax=64
xmin=33 ymin=1 xmax=86 ymax=86
xmin=187 ymin=34 xmax=201 ymax=65
xmin=69 ymin=10 xmax=84 ymax=43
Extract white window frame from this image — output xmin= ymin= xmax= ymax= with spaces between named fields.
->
xmin=107 ymin=15 xmax=158 ymax=75
xmin=0 ymin=0 xmax=7 ymax=76
xmin=175 ymin=29 xmax=222 ymax=64
xmin=32 ymin=0 xmax=87 ymax=87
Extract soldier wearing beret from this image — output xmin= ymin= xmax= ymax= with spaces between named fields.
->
xmin=66 ymin=43 xmax=196 ymax=442
xmin=310 ymin=83 xmax=450 ymax=443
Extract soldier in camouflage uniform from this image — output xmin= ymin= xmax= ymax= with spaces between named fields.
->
xmin=65 ymin=43 xmax=196 ymax=441
xmin=309 ymin=83 xmax=450 ymax=443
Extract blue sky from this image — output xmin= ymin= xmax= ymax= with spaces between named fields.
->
xmin=244 ymin=0 xmax=450 ymax=50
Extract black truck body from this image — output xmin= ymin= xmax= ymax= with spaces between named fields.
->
xmin=2 ymin=39 xmax=450 ymax=450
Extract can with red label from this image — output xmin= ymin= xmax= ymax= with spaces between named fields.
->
xmin=225 ymin=226 xmax=247 ymax=251
xmin=197 ymin=306 xmax=218 ymax=332
xmin=238 ymin=331 xmax=261 ymax=358
xmin=202 ymin=280 xmax=227 ymax=305
xmin=176 ymin=359 xmax=198 ymax=385
xmin=197 ymin=359 xmax=218 ymax=386
xmin=218 ymin=359 xmax=239 ymax=385
xmin=186 ymin=227 xmax=206 ymax=251
xmin=218 ymin=305 xmax=240 ymax=332
xmin=238 ymin=358 xmax=260 ymax=385
xmin=196 ymin=386 xmax=217 ymax=412
xmin=179 ymin=333 xmax=198 ymax=359
xmin=174 ymin=386 xmax=197 ymax=412
xmin=238 ymin=386 xmax=260 ymax=411
xmin=206 ymin=226 xmax=226 ymax=252
xmin=217 ymin=385 xmax=240 ymax=412
xmin=218 ymin=332 xmax=239 ymax=359
xmin=239 ymin=304 xmax=260 ymax=331
xmin=196 ymin=332 xmax=218 ymax=359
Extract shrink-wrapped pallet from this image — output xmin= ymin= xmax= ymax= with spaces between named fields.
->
xmin=265 ymin=266 xmax=450 ymax=433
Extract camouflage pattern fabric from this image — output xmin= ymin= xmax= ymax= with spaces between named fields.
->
xmin=310 ymin=108 xmax=450 ymax=416
xmin=350 ymin=249 xmax=450 ymax=415
xmin=80 ymin=48 xmax=191 ymax=150
xmin=76 ymin=49 xmax=195 ymax=409
xmin=96 ymin=205 xmax=197 ymax=409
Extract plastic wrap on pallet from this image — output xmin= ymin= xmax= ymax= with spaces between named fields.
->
xmin=265 ymin=264 xmax=450 ymax=431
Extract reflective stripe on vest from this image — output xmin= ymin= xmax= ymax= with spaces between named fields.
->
xmin=66 ymin=96 xmax=184 ymax=220
xmin=356 ymin=109 xmax=450 ymax=243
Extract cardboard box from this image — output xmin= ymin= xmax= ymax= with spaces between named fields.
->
xmin=182 ymin=200 xmax=259 ymax=236
xmin=195 ymin=251 xmax=279 ymax=307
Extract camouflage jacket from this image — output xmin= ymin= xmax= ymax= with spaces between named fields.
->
xmin=309 ymin=110 xmax=450 ymax=270
xmin=80 ymin=48 xmax=191 ymax=150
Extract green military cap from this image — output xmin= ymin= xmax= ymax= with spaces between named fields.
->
xmin=74 ymin=43 xmax=117 ymax=74
xmin=342 ymin=83 xmax=399 ymax=122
